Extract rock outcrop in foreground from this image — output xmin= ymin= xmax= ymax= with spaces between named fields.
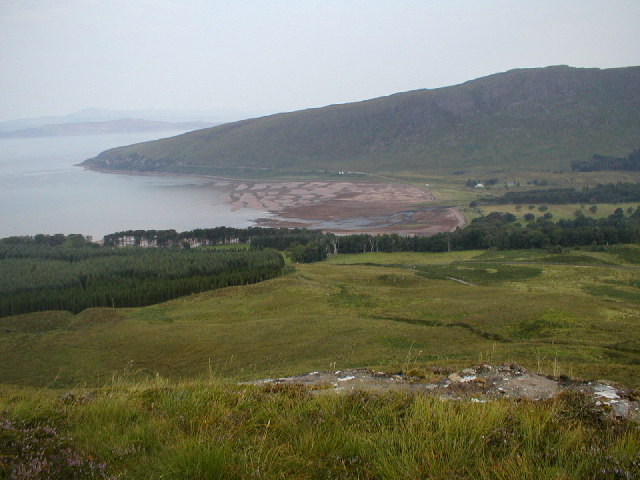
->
xmin=247 ymin=364 xmax=640 ymax=421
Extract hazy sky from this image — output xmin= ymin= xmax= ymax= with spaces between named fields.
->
xmin=1 ymin=0 xmax=639 ymax=121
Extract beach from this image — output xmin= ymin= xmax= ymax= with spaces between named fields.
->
xmin=220 ymin=179 xmax=466 ymax=235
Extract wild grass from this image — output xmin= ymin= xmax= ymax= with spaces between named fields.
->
xmin=606 ymin=244 xmax=640 ymax=264
xmin=414 ymin=263 xmax=542 ymax=285
xmin=2 ymin=248 xmax=640 ymax=477
xmin=1 ymin=380 xmax=639 ymax=479
xmin=1 ymin=248 xmax=640 ymax=389
xmin=325 ymin=250 xmax=483 ymax=265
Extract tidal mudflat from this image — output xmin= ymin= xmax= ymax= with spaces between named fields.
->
xmin=223 ymin=180 xmax=465 ymax=235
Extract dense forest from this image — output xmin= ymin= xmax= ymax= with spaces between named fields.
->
xmin=427 ymin=208 xmax=640 ymax=251
xmin=571 ymin=148 xmax=640 ymax=172
xmin=0 ymin=239 xmax=284 ymax=317
xmin=480 ymin=182 xmax=640 ymax=205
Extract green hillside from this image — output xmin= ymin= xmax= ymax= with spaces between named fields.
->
xmin=2 ymin=247 xmax=640 ymax=389
xmin=82 ymin=66 xmax=640 ymax=178
xmin=3 ymin=248 xmax=640 ymax=478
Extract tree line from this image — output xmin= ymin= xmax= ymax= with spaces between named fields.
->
xmin=571 ymin=148 xmax=640 ymax=172
xmin=102 ymin=226 xmax=318 ymax=248
xmin=245 ymin=207 xmax=640 ymax=260
xmin=434 ymin=209 xmax=640 ymax=251
xmin=478 ymin=182 xmax=640 ymax=206
xmin=196 ymin=209 xmax=640 ymax=258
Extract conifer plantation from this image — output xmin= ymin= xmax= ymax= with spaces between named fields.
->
xmin=0 ymin=238 xmax=284 ymax=317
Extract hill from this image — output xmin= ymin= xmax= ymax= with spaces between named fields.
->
xmin=0 ymin=118 xmax=214 ymax=138
xmin=81 ymin=66 xmax=640 ymax=178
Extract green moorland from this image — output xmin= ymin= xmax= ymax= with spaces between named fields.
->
xmin=2 ymin=247 xmax=640 ymax=478
xmin=2 ymin=247 xmax=640 ymax=387
xmin=0 ymin=247 xmax=639 ymax=388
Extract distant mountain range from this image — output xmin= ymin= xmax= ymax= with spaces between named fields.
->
xmin=0 ymin=107 xmax=272 ymax=133
xmin=82 ymin=66 xmax=640 ymax=177
xmin=0 ymin=118 xmax=214 ymax=139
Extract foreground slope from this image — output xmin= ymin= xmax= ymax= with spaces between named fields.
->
xmin=82 ymin=66 xmax=640 ymax=177
xmin=2 ymin=378 xmax=639 ymax=479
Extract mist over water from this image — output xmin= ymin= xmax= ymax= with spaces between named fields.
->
xmin=0 ymin=132 xmax=259 ymax=239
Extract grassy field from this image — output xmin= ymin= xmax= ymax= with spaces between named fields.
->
xmin=1 ymin=247 xmax=640 ymax=389
xmin=370 ymin=173 xmax=640 ymax=224
xmin=465 ymin=202 xmax=640 ymax=222
xmin=2 ymin=247 xmax=640 ymax=478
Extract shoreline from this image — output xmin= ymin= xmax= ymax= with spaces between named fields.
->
xmin=78 ymin=164 xmax=384 ymax=184
xmin=78 ymin=165 xmax=243 ymax=183
xmin=80 ymin=165 xmax=467 ymax=235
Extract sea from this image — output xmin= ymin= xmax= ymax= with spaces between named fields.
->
xmin=0 ymin=131 xmax=259 ymax=240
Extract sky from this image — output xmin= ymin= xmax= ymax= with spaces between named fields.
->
xmin=1 ymin=0 xmax=639 ymax=121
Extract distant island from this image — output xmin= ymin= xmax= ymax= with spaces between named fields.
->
xmin=0 ymin=118 xmax=214 ymax=138
xmin=0 ymin=106 xmax=270 ymax=132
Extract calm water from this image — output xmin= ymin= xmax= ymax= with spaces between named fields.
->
xmin=0 ymin=132 xmax=260 ymax=239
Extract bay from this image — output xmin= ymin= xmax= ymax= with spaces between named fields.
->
xmin=0 ymin=131 xmax=260 ymax=240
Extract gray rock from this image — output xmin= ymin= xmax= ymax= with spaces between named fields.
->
xmin=611 ymin=400 xmax=630 ymax=418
